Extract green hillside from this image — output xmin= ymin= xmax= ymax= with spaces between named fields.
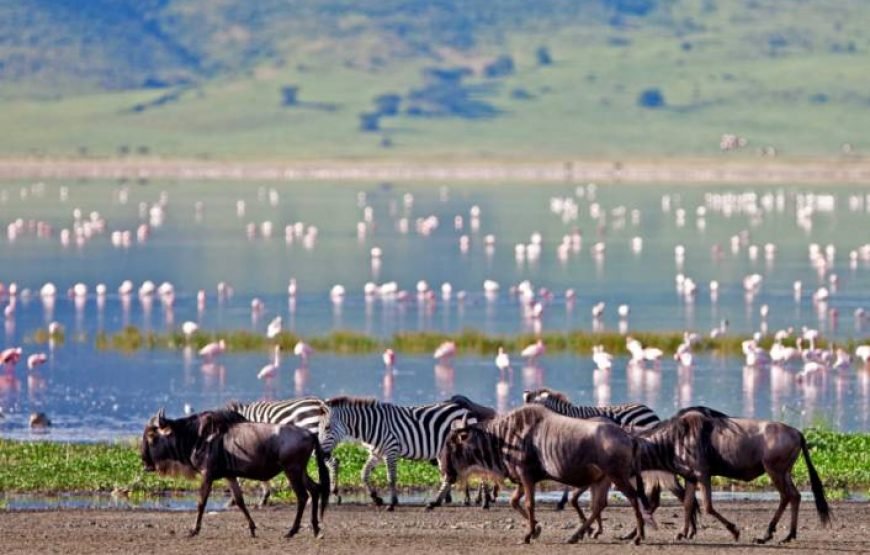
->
xmin=0 ymin=0 xmax=868 ymax=160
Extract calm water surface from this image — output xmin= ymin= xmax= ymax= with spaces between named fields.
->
xmin=0 ymin=180 xmax=868 ymax=438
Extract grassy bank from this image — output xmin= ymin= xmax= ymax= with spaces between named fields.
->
xmin=74 ymin=326 xmax=870 ymax=359
xmin=1 ymin=430 xmax=868 ymax=499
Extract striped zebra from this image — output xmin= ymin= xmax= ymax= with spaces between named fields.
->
xmin=318 ymin=396 xmax=481 ymax=511
xmin=226 ymin=397 xmax=341 ymax=504
xmin=522 ymin=387 xmax=696 ymax=536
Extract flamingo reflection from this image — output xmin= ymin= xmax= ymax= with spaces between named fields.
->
xmin=434 ymin=362 xmax=455 ymax=396
xmin=294 ymin=366 xmax=310 ymax=397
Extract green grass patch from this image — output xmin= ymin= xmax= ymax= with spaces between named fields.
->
xmin=64 ymin=326 xmax=870 ymax=359
xmin=1 ymin=431 xmax=868 ymax=499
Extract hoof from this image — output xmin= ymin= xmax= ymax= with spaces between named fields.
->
xmin=315 ymin=531 xmax=325 ymax=540
xmin=554 ymin=502 xmax=566 ymax=512
xmin=592 ymin=530 xmax=602 ymax=539
xmin=426 ymin=502 xmax=439 ymax=511
xmin=675 ymin=533 xmax=685 ymax=541
xmin=531 ymin=523 xmax=542 ymax=540
xmin=523 ymin=535 xmax=532 ymax=544
xmin=249 ymin=527 xmax=257 ymax=538
xmin=633 ymin=536 xmax=642 ymax=546
xmin=371 ymin=496 xmax=384 ymax=507
xmin=335 ymin=495 xmax=342 ymax=505
xmin=285 ymin=529 xmax=299 ymax=539
xmin=780 ymin=534 xmax=796 ymax=544
xmin=187 ymin=529 xmax=199 ymax=538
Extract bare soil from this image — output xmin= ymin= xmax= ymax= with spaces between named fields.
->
xmin=1 ymin=500 xmax=866 ymax=554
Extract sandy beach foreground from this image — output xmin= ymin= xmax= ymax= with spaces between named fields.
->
xmin=2 ymin=157 xmax=870 ymax=184
xmin=1 ymin=500 xmax=865 ymax=554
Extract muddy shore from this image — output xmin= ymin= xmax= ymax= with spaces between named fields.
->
xmin=2 ymin=500 xmax=866 ymax=554
xmin=2 ymin=157 xmax=870 ymax=183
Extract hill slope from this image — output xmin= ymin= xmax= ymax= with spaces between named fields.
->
xmin=0 ymin=0 xmax=868 ymax=159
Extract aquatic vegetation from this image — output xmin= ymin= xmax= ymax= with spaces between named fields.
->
xmin=1 ymin=431 xmax=868 ymax=496
xmin=74 ymin=326 xmax=870 ymax=359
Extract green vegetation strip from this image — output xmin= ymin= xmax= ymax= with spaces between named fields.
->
xmin=39 ymin=326 xmax=870 ymax=358
xmin=1 ymin=431 xmax=868 ymax=499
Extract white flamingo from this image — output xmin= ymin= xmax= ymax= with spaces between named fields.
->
xmin=382 ymin=348 xmax=396 ymax=371
xmin=592 ymin=345 xmax=613 ymax=370
xmin=674 ymin=342 xmax=693 ymax=367
xmin=266 ymin=316 xmax=282 ymax=339
xmin=494 ymin=347 xmax=511 ymax=373
xmin=27 ymin=353 xmax=48 ymax=371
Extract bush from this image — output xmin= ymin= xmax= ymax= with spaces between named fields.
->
xmin=359 ymin=112 xmax=380 ymax=132
xmin=483 ymin=55 xmax=515 ymax=78
xmin=536 ymin=46 xmax=552 ymax=66
xmin=374 ymin=93 xmax=402 ymax=116
xmin=637 ymin=87 xmax=665 ymax=108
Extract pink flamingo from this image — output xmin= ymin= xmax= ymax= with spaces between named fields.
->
xmin=520 ymin=339 xmax=545 ymax=362
xmin=294 ymin=340 xmax=313 ymax=364
xmin=27 ymin=353 xmax=48 ymax=371
xmin=198 ymin=339 xmax=226 ymax=361
xmin=495 ymin=347 xmax=511 ymax=373
xmin=382 ymin=348 xmax=396 ymax=371
xmin=432 ymin=341 xmax=456 ymax=362
xmin=1 ymin=347 xmax=22 ymax=370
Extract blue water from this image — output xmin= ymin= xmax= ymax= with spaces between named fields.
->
xmin=0 ymin=180 xmax=868 ymax=439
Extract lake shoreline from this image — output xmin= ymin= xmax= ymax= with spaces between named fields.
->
xmin=2 ymin=157 xmax=870 ymax=184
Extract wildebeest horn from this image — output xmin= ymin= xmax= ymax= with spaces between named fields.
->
xmin=156 ymin=407 xmax=167 ymax=427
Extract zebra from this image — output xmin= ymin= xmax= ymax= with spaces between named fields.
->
xmin=318 ymin=396 xmax=481 ymax=511
xmin=226 ymin=397 xmax=341 ymax=504
xmin=522 ymin=387 xmax=697 ymax=537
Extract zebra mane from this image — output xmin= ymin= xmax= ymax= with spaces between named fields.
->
xmin=223 ymin=399 xmax=244 ymax=411
xmin=524 ymin=387 xmax=571 ymax=404
xmin=328 ymin=395 xmax=381 ymax=407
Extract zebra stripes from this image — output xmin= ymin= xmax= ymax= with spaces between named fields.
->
xmin=227 ymin=397 xmax=340 ymax=503
xmin=523 ymin=388 xmax=661 ymax=431
xmin=227 ymin=397 xmax=327 ymax=435
xmin=320 ymin=396 xmax=478 ymax=510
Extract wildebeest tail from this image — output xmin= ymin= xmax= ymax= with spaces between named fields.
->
xmin=632 ymin=439 xmax=652 ymax=514
xmin=313 ymin=433 xmax=330 ymax=518
xmin=800 ymin=432 xmax=830 ymax=526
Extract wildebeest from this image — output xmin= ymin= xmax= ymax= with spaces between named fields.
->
xmin=523 ymin=387 xmax=698 ymax=538
xmin=435 ymin=404 xmax=655 ymax=544
xmin=637 ymin=406 xmax=830 ymax=543
xmin=140 ymin=408 xmax=329 ymax=538
xmin=444 ymin=394 xmax=499 ymax=508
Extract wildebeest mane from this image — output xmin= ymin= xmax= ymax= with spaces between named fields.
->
xmin=447 ymin=394 xmax=497 ymax=421
xmin=674 ymin=405 xmax=729 ymax=419
xmin=197 ymin=409 xmax=249 ymax=437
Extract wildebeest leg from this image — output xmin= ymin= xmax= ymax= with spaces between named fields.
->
xmin=698 ymin=477 xmax=739 ymax=541
xmin=361 ymin=451 xmax=384 ymax=506
xmin=509 ymin=483 xmax=529 ymax=520
xmin=226 ymin=477 xmax=257 ymax=537
xmin=611 ymin=475 xmax=645 ymax=545
xmin=568 ymin=479 xmax=607 ymax=543
xmin=568 ymin=487 xmax=588 ymax=526
xmin=303 ymin=474 xmax=322 ymax=538
xmin=756 ymin=467 xmax=799 ymax=544
xmin=258 ymin=481 xmax=272 ymax=507
xmin=190 ymin=477 xmax=213 ymax=537
xmin=677 ymin=480 xmax=696 ymax=540
xmin=285 ymin=467 xmax=309 ymax=538
xmin=521 ymin=478 xmax=542 ymax=543
xmin=555 ymin=487 xmax=570 ymax=511
xmin=385 ymin=454 xmax=399 ymax=511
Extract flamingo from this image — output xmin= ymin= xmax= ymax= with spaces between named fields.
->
xmin=520 ymin=340 xmax=545 ymax=362
xmin=27 ymin=353 xmax=48 ymax=371
xmin=198 ymin=339 xmax=226 ymax=361
xmin=294 ymin=340 xmax=313 ymax=363
xmin=674 ymin=342 xmax=693 ymax=367
xmin=433 ymin=341 xmax=456 ymax=361
xmin=181 ymin=321 xmax=199 ymax=342
xmin=1 ymin=347 xmax=22 ymax=369
xmin=494 ymin=347 xmax=511 ymax=373
xmin=625 ymin=337 xmax=662 ymax=364
xmin=266 ymin=316 xmax=282 ymax=339
xmin=856 ymin=345 xmax=870 ymax=365
xmin=382 ymin=348 xmax=396 ymax=371
xmin=592 ymin=345 xmax=613 ymax=370
xmin=832 ymin=348 xmax=852 ymax=371
xmin=257 ymin=362 xmax=278 ymax=380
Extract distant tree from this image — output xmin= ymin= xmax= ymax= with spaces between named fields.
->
xmin=484 ymin=55 xmax=515 ymax=78
xmin=374 ymin=93 xmax=402 ymax=116
xmin=137 ymin=145 xmax=150 ymax=156
xmin=359 ymin=112 xmax=380 ymax=132
xmin=118 ymin=145 xmax=130 ymax=156
xmin=536 ymin=46 xmax=552 ymax=66
xmin=281 ymin=86 xmax=299 ymax=106
xmin=637 ymin=87 xmax=665 ymax=108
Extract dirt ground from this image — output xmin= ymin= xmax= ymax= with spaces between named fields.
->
xmin=1 ymin=500 xmax=866 ymax=554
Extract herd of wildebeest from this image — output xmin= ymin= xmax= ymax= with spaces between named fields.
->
xmin=140 ymin=388 xmax=830 ymax=545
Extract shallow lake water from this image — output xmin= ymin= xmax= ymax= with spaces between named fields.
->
xmin=0 ymin=179 xmax=868 ymax=439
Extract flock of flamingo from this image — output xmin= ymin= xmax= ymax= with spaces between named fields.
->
xmin=1 ymin=181 xmax=870 ymax=430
